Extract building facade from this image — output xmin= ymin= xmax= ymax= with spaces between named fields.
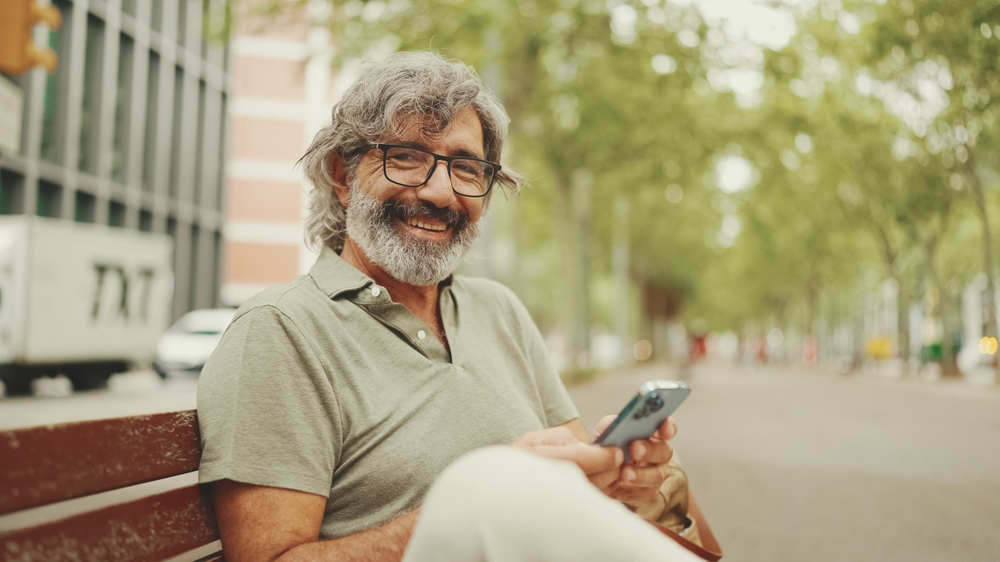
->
xmin=220 ymin=6 xmax=335 ymax=305
xmin=0 ymin=0 xmax=230 ymax=321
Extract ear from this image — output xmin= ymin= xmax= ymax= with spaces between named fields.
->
xmin=330 ymin=153 xmax=351 ymax=207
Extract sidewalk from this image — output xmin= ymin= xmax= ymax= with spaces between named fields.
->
xmin=567 ymin=360 xmax=1000 ymax=562
xmin=0 ymin=371 xmax=197 ymax=430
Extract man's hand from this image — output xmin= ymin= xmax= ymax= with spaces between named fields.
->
xmin=591 ymin=415 xmax=678 ymax=508
xmin=512 ymin=426 xmax=624 ymax=495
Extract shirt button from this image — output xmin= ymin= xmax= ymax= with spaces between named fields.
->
xmin=370 ymin=286 xmax=381 ymax=297
xmin=417 ymin=330 xmax=426 ymax=340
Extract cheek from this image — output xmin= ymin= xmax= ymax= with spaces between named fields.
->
xmin=359 ymin=157 xmax=383 ymax=178
xmin=354 ymin=161 xmax=407 ymax=201
xmin=465 ymin=199 xmax=486 ymax=224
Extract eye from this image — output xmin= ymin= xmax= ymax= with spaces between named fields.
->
xmin=452 ymin=159 xmax=483 ymax=176
xmin=385 ymin=147 xmax=430 ymax=168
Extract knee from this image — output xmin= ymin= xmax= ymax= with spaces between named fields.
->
xmin=424 ymin=445 xmax=587 ymax=522
xmin=428 ymin=446 xmax=534 ymax=510
xmin=406 ymin=447 xmax=533 ymax=560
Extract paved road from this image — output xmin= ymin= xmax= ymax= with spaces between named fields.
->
xmin=3 ymin=363 xmax=999 ymax=561
xmin=568 ymin=362 xmax=1000 ymax=562
xmin=0 ymin=371 xmax=197 ymax=429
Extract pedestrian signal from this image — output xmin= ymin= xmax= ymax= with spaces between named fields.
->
xmin=0 ymin=0 xmax=62 ymax=76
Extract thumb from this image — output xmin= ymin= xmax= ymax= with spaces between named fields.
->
xmin=591 ymin=415 xmax=618 ymax=443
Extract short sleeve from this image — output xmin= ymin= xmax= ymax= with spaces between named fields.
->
xmin=197 ymin=305 xmax=341 ymax=497
xmin=500 ymin=286 xmax=580 ymax=428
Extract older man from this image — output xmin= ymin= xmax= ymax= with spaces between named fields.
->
xmin=198 ymin=51 xmax=695 ymax=562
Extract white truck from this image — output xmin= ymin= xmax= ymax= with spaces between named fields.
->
xmin=0 ymin=216 xmax=174 ymax=395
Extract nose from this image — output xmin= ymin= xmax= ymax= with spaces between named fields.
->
xmin=415 ymin=160 xmax=457 ymax=208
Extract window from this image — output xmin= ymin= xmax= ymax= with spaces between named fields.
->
xmin=142 ymin=52 xmax=160 ymax=192
xmin=189 ymin=224 xmax=200 ymax=309
xmin=74 ymin=191 xmax=96 ymax=223
xmin=112 ymin=34 xmax=135 ymax=183
xmin=177 ymin=0 xmax=188 ymax=46
xmin=40 ymin=0 xmax=72 ymax=164
xmin=79 ymin=14 xmax=105 ymax=174
xmin=215 ymin=93 xmax=228 ymax=211
xmin=169 ymin=65 xmax=184 ymax=198
xmin=194 ymin=80 xmax=207 ymax=206
xmin=139 ymin=209 xmax=154 ymax=232
xmin=37 ymin=181 xmax=61 ymax=218
xmin=0 ymin=170 xmax=25 ymax=214
xmin=150 ymin=0 xmax=164 ymax=32
xmin=108 ymin=200 xmax=127 ymax=227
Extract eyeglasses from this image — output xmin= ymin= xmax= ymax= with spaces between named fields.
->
xmin=361 ymin=143 xmax=501 ymax=198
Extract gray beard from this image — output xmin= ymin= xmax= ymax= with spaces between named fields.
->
xmin=344 ymin=188 xmax=482 ymax=286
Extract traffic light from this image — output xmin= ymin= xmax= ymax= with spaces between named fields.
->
xmin=0 ymin=0 xmax=63 ymax=76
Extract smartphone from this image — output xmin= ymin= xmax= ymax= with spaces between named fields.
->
xmin=594 ymin=380 xmax=690 ymax=463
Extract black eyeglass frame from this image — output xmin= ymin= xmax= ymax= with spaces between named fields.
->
xmin=360 ymin=143 xmax=502 ymax=198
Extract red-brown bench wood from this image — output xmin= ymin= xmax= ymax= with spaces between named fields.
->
xmin=0 ymin=411 xmax=201 ymax=515
xmin=0 ymin=410 xmax=222 ymax=562
xmin=1 ymin=485 xmax=219 ymax=562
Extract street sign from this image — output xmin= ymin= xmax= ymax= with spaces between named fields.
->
xmin=0 ymin=76 xmax=23 ymax=156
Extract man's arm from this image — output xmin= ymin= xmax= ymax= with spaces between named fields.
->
xmin=214 ymin=479 xmax=418 ymax=562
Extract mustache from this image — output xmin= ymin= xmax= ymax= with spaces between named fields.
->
xmin=380 ymin=199 xmax=469 ymax=230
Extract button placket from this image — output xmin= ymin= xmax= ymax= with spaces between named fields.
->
xmin=354 ymin=298 xmax=450 ymax=363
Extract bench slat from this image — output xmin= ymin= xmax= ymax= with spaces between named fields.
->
xmin=0 ymin=411 xmax=202 ymax=515
xmin=0 ymin=484 xmax=220 ymax=562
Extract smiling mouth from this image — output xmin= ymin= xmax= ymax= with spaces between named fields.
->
xmin=382 ymin=199 xmax=466 ymax=235
xmin=404 ymin=218 xmax=448 ymax=232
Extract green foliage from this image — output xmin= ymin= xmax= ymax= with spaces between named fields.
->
xmin=259 ymin=0 xmax=1000 ymax=355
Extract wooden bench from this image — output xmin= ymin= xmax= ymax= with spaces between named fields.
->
xmin=0 ymin=410 xmax=222 ymax=562
xmin=0 ymin=410 xmax=722 ymax=562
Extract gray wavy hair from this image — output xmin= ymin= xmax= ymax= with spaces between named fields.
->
xmin=300 ymin=51 xmax=525 ymax=251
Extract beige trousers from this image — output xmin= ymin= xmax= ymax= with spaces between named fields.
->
xmin=402 ymin=446 xmax=703 ymax=562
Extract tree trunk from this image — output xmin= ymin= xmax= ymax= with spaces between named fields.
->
xmin=897 ymin=285 xmax=911 ymax=376
xmin=966 ymin=154 xmax=999 ymax=346
xmin=552 ymin=169 xmax=591 ymax=371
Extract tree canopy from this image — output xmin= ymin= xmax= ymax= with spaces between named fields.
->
xmin=262 ymin=0 xmax=1000 ymax=370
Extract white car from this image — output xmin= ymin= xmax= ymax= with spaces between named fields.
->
xmin=153 ymin=308 xmax=236 ymax=378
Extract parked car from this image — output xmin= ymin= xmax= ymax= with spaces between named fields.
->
xmin=153 ymin=308 xmax=236 ymax=378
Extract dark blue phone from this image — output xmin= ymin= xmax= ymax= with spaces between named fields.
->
xmin=594 ymin=380 xmax=690 ymax=463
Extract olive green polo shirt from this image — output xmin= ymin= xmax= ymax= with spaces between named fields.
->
xmin=197 ymin=247 xmax=579 ymax=539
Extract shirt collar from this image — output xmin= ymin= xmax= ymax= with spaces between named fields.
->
xmin=309 ymin=246 xmax=374 ymax=299
xmin=308 ymin=245 xmax=456 ymax=300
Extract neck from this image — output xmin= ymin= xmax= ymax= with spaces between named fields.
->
xmin=339 ymin=237 xmax=442 ymax=323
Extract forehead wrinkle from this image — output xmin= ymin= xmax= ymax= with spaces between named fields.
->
xmin=388 ymin=112 xmax=448 ymax=141
xmin=387 ymin=109 xmax=485 ymax=158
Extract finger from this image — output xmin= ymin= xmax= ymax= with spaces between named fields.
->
xmin=620 ymin=463 xmax=671 ymax=489
xmin=572 ymin=444 xmax=624 ymax=475
xmin=611 ymin=485 xmax=659 ymax=507
xmin=588 ymin=467 xmax=622 ymax=491
xmin=630 ymin=439 xmax=673 ymax=465
xmin=591 ymin=415 xmax=618 ymax=442
xmin=532 ymin=443 xmax=623 ymax=475
xmin=654 ymin=416 xmax=678 ymax=441
xmin=512 ymin=426 xmax=579 ymax=449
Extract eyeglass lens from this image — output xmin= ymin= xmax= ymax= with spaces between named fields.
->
xmin=383 ymin=146 xmax=496 ymax=196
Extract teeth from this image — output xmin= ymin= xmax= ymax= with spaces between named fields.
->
xmin=407 ymin=219 xmax=446 ymax=232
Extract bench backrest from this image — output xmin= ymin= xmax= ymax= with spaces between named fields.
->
xmin=0 ymin=410 xmax=222 ymax=562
